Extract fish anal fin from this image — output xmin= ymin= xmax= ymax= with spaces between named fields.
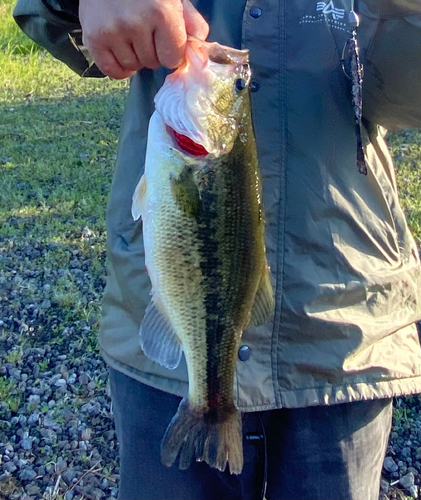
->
xmin=248 ymin=263 xmax=274 ymax=327
xmin=140 ymin=296 xmax=182 ymax=370
xmin=132 ymin=174 xmax=147 ymax=221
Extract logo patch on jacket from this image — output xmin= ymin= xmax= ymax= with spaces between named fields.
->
xmin=300 ymin=0 xmax=348 ymax=32
xmin=316 ymin=1 xmax=345 ymax=19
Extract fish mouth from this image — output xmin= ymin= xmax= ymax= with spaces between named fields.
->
xmin=186 ymin=36 xmax=249 ymax=66
xmin=167 ymin=126 xmax=210 ymax=157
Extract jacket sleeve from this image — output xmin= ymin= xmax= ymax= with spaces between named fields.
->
xmin=13 ymin=0 xmax=104 ymax=77
xmin=362 ymin=1 xmax=421 ymax=130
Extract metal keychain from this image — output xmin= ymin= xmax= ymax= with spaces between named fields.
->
xmin=341 ymin=0 xmax=368 ymax=175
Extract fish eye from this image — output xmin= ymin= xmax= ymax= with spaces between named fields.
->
xmin=235 ymin=78 xmax=247 ymax=92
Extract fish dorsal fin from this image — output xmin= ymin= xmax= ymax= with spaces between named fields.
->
xmin=132 ymin=174 xmax=147 ymax=221
xmin=248 ymin=264 xmax=275 ymax=327
xmin=140 ymin=295 xmax=183 ymax=370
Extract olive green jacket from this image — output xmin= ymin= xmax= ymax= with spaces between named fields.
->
xmin=15 ymin=0 xmax=421 ymax=410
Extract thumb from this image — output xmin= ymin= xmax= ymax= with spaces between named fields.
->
xmin=182 ymin=0 xmax=209 ymax=40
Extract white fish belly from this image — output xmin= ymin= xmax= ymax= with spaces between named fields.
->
xmin=142 ymin=112 xmax=208 ymax=407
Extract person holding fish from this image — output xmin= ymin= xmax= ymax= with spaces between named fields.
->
xmin=14 ymin=0 xmax=421 ymax=498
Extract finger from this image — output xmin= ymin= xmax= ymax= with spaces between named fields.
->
xmin=132 ymin=33 xmax=160 ymax=70
xmin=93 ymin=47 xmax=136 ymax=79
xmin=154 ymin=5 xmax=187 ymax=68
xmin=182 ymin=0 xmax=209 ymax=40
xmin=111 ymin=41 xmax=143 ymax=72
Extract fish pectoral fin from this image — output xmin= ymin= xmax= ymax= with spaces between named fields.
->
xmin=248 ymin=263 xmax=275 ymax=327
xmin=170 ymin=166 xmax=201 ymax=219
xmin=140 ymin=295 xmax=183 ymax=370
xmin=131 ymin=174 xmax=147 ymax=221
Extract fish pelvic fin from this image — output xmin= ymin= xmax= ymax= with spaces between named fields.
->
xmin=248 ymin=263 xmax=275 ymax=327
xmin=132 ymin=174 xmax=146 ymax=221
xmin=161 ymin=398 xmax=243 ymax=475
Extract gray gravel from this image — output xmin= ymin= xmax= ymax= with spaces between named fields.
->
xmin=0 ymin=339 xmax=119 ymax=499
xmin=381 ymin=354 xmax=421 ymax=500
xmin=0 ymin=239 xmax=119 ymax=499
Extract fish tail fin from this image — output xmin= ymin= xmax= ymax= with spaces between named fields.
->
xmin=161 ymin=398 xmax=243 ymax=474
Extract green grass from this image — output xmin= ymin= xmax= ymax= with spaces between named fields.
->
xmin=0 ymin=0 xmax=127 ymax=102
xmin=0 ymin=0 xmax=38 ymax=54
xmin=0 ymin=376 xmax=21 ymax=412
xmin=388 ymin=130 xmax=421 ymax=244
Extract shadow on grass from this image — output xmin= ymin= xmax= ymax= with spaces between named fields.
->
xmin=0 ymin=89 xmax=127 ymax=231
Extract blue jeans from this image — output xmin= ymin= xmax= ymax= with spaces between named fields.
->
xmin=109 ymin=368 xmax=392 ymax=500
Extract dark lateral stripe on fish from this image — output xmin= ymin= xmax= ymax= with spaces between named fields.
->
xmin=196 ymin=171 xmax=225 ymax=414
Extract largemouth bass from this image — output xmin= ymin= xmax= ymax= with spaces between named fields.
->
xmin=132 ymin=38 xmax=274 ymax=475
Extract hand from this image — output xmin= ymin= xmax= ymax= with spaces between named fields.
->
xmin=79 ymin=0 xmax=209 ymax=79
